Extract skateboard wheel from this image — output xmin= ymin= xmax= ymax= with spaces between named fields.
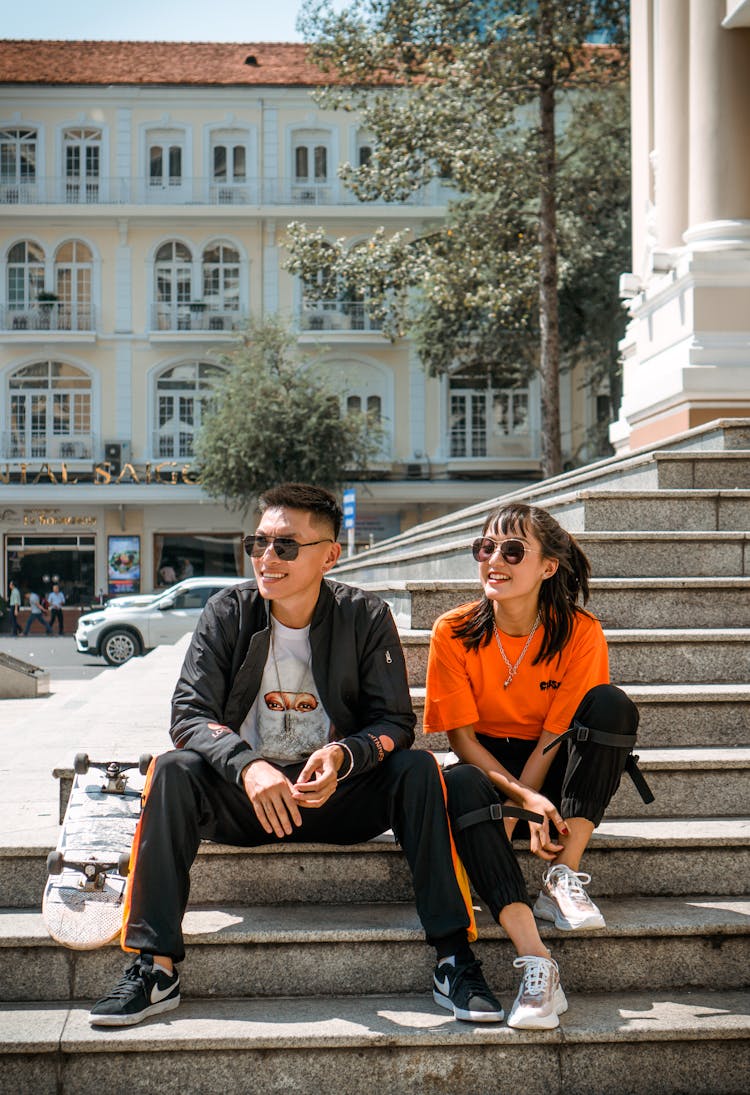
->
xmin=118 ymin=852 xmax=131 ymax=877
xmin=74 ymin=753 xmax=90 ymax=775
xmin=138 ymin=753 xmax=153 ymax=776
xmin=47 ymin=850 xmax=65 ymax=875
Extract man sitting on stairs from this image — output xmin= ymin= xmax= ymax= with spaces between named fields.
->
xmin=90 ymin=482 xmax=564 ymax=1030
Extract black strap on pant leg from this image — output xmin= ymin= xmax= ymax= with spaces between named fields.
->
xmin=542 ymin=719 xmax=655 ymax=805
xmin=453 ymin=800 xmax=545 ymax=834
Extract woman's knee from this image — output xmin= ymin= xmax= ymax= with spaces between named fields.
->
xmin=443 ymin=763 xmax=497 ymax=815
xmin=577 ymin=683 xmax=639 ymax=737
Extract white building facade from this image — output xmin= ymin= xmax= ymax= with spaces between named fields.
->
xmin=612 ymin=0 xmax=750 ymax=451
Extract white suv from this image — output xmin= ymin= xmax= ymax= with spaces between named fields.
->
xmin=75 ymin=576 xmax=245 ymax=666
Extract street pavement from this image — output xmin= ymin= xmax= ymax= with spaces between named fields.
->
xmin=1 ymin=637 xmax=184 ymax=849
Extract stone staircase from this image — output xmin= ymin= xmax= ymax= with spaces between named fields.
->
xmin=1 ymin=419 xmax=749 ymax=1093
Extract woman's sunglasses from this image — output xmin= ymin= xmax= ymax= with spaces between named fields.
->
xmin=471 ymin=537 xmax=541 ymax=565
xmin=243 ymin=534 xmax=333 ymax=561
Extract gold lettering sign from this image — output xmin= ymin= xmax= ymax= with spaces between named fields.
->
xmin=23 ymin=509 xmax=97 ymax=527
xmin=1 ymin=462 xmax=202 ymax=486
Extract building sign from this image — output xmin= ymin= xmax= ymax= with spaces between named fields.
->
xmin=0 ymin=462 xmax=202 ymax=486
xmin=23 ymin=509 xmax=97 ymax=527
xmin=108 ymin=535 xmax=141 ymax=595
xmin=342 ymin=488 xmax=356 ymax=530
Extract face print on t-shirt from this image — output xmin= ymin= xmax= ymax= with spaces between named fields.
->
xmin=256 ymin=653 xmax=331 ymax=763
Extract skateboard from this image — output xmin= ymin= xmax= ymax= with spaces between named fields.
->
xmin=42 ymin=753 xmax=153 ymax=949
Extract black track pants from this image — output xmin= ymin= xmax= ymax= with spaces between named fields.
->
xmin=123 ymin=748 xmax=472 ymax=963
xmin=443 ymin=684 xmax=639 ymax=921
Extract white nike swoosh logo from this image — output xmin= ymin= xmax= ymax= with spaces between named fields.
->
xmin=150 ymin=978 xmax=178 ymax=1004
xmin=434 ymin=974 xmax=451 ymax=995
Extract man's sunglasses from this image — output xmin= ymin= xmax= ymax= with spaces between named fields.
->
xmin=471 ymin=537 xmax=541 ymax=565
xmin=243 ymin=534 xmax=334 ymax=561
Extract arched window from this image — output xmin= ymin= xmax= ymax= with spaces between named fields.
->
xmin=0 ymin=128 xmax=37 ymax=200
xmin=210 ymin=130 xmax=248 ymax=201
xmin=7 ymin=361 xmax=92 ymax=460
xmin=7 ymin=241 xmax=45 ymax=312
xmin=347 ymin=394 xmax=382 ymax=421
xmin=63 ymin=127 xmax=101 ymax=203
xmin=147 ymin=129 xmax=185 ymax=195
xmin=154 ymin=360 xmax=226 ymax=458
xmin=292 ymin=130 xmax=331 ymax=201
xmin=201 ymin=242 xmax=240 ymax=328
xmin=54 ymin=241 xmax=93 ymax=330
xmin=154 ymin=241 xmax=192 ymax=330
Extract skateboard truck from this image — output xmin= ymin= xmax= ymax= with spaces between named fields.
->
xmin=74 ymin=753 xmax=153 ymax=795
xmin=46 ymin=850 xmax=131 ymax=891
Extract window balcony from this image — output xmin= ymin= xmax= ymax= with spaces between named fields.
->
xmin=0 ymin=176 xmax=450 ymax=208
xmin=0 ymin=431 xmax=98 ymax=462
xmin=150 ymin=303 xmax=245 ymax=334
xmin=1 ymin=303 xmax=96 ymax=333
xmin=299 ymin=300 xmax=383 ymax=333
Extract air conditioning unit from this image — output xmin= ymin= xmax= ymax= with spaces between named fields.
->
xmin=104 ymin=441 xmax=132 ymax=475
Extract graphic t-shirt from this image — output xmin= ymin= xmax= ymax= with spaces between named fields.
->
xmin=424 ymin=603 xmax=609 ymax=742
xmin=239 ymin=619 xmax=333 ymax=765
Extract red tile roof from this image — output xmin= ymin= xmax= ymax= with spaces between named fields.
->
xmin=0 ymin=40 xmax=339 ymax=87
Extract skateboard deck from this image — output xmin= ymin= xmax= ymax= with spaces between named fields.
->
xmin=42 ymin=753 xmax=152 ymax=950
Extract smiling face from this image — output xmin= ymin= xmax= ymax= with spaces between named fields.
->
xmin=251 ymin=506 xmax=341 ymax=626
xmin=479 ymin=520 xmax=558 ymax=615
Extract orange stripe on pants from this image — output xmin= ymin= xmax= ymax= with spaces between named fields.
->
xmin=120 ymin=754 xmax=157 ymax=954
xmin=429 ymin=752 xmax=477 ymax=944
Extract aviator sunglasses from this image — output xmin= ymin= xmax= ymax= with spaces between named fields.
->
xmin=243 ymin=533 xmax=334 ymax=561
xmin=471 ymin=536 xmax=542 ymax=565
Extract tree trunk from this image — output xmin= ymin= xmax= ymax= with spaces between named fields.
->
xmin=538 ymin=2 xmax=562 ymax=479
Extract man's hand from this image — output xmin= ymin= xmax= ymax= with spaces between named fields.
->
xmin=292 ymin=744 xmax=343 ymax=809
xmin=518 ymin=789 xmax=568 ymax=861
xmin=241 ymin=760 xmax=302 ymax=838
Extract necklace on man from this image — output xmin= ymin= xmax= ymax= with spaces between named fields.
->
xmin=270 ymin=620 xmax=312 ymax=734
xmin=493 ymin=613 xmax=541 ymax=688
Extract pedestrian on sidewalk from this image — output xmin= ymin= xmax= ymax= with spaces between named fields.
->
xmin=424 ymin=502 xmax=652 ymax=1025
xmin=23 ymin=590 xmax=52 ymax=635
xmin=90 ymin=483 xmax=553 ymax=1030
xmin=8 ymin=580 xmax=21 ymax=636
xmin=47 ymin=583 xmax=66 ymax=634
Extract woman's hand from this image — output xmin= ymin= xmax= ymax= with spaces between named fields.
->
xmin=518 ymin=788 xmax=568 ymax=861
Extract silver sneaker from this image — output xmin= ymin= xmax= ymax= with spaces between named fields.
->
xmin=507 ymin=955 xmax=568 ymax=1030
xmin=533 ymin=864 xmax=605 ymax=930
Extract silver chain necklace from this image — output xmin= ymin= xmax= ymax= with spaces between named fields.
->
xmin=270 ymin=620 xmax=312 ymax=734
xmin=493 ymin=613 xmax=541 ymax=688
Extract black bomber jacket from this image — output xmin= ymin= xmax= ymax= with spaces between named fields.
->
xmin=170 ymin=578 xmax=416 ymax=785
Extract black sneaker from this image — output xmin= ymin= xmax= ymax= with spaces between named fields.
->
xmin=432 ymin=957 xmax=504 ymax=1022
xmin=89 ymin=955 xmax=180 ymax=1027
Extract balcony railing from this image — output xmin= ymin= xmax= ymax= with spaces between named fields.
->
xmin=151 ymin=304 xmax=245 ymax=333
xmin=0 ymin=432 xmax=98 ymax=461
xmin=0 ymin=177 xmax=451 ymax=208
xmin=299 ymin=300 xmax=383 ymax=333
xmin=1 ymin=303 xmax=95 ymax=332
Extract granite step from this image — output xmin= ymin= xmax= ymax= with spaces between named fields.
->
xmin=401 ymin=628 xmax=750 ymax=687
xmin=1 ymin=896 xmax=748 ymax=1003
xmin=3 ymin=818 xmax=748 ymax=909
xmin=339 ymin=530 xmax=750 ymax=583
xmin=376 ymin=577 xmax=750 ymax=631
xmin=546 ymin=489 xmax=750 ymax=533
xmin=2 ymin=988 xmax=748 ymax=1095
xmin=411 ymin=684 xmax=750 ymax=749
xmin=421 ymin=748 xmax=750 ymax=819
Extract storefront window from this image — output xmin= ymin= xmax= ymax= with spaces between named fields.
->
xmin=154 ymin=532 xmax=243 ymax=588
xmin=5 ymin=533 xmax=95 ymax=606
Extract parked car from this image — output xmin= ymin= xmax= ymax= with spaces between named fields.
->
xmin=75 ymin=576 xmax=245 ymax=666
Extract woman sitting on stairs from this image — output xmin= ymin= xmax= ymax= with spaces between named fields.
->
xmin=424 ymin=501 xmax=651 ymax=1028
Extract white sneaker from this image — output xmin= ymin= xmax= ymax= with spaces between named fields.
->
xmin=506 ymin=955 xmax=568 ymax=1030
xmin=533 ymin=864 xmax=606 ymax=931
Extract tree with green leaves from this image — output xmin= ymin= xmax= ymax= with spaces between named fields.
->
xmin=286 ymin=0 xmax=630 ymax=476
xmin=194 ymin=318 xmax=382 ymax=512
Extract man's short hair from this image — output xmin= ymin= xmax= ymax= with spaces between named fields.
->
xmin=258 ymin=483 xmax=343 ymax=540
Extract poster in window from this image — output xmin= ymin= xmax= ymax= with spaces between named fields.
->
xmin=108 ymin=535 xmax=141 ymax=595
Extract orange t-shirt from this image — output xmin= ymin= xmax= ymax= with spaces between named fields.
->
xmin=424 ymin=603 xmax=610 ymax=742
